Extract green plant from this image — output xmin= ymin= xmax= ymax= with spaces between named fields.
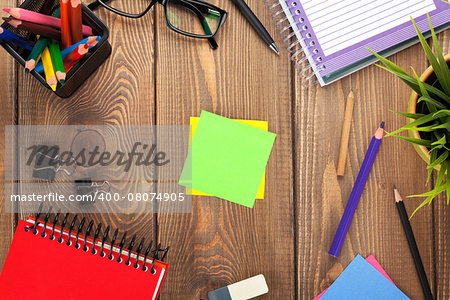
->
xmin=369 ymin=15 xmax=450 ymax=216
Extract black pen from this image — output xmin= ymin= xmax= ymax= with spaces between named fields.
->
xmin=231 ymin=0 xmax=279 ymax=55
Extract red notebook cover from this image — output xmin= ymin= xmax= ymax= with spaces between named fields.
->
xmin=0 ymin=217 xmax=168 ymax=300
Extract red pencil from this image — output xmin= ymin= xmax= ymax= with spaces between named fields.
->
xmin=60 ymin=0 xmax=72 ymax=48
xmin=63 ymin=43 xmax=89 ymax=71
xmin=2 ymin=8 xmax=92 ymax=36
xmin=69 ymin=0 xmax=83 ymax=43
xmin=7 ymin=18 xmax=61 ymax=40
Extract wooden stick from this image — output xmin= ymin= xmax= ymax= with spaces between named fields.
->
xmin=337 ymin=90 xmax=355 ymax=176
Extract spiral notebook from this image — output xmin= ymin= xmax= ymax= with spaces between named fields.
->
xmin=267 ymin=0 xmax=450 ymax=86
xmin=0 ymin=214 xmax=169 ymax=300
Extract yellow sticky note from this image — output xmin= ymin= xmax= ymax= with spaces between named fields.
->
xmin=187 ymin=116 xmax=266 ymax=199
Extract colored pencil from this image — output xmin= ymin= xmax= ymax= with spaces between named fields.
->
xmin=63 ymin=43 xmax=89 ymax=71
xmin=337 ymin=90 xmax=355 ymax=176
xmin=2 ymin=8 xmax=92 ymax=36
xmin=6 ymin=18 xmax=61 ymax=40
xmin=69 ymin=0 xmax=83 ymax=43
xmin=41 ymin=46 xmax=57 ymax=91
xmin=60 ymin=0 xmax=72 ymax=48
xmin=35 ymin=36 xmax=100 ymax=73
xmin=328 ymin=122 xmax=384 ymax=257
xmin=0 ymin=26 xmax=34 ymax=51
xmin=25 ymin=35 xmax=48 ymax=73
xmin=48 ymin=40 xmax=66 ymax=85
xmin=394 ymin=186 xmax=433 ymax=300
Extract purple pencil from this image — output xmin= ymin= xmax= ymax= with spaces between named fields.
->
xmin=329 ymin=122 xmax=384 ymax=257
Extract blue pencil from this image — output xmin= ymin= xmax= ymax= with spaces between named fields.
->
xmin=0 ymin=26 xmax=33 ymax=51
xmin=34 ymin=36 xmax=100 ymax=73
xmin=328 ymin=122 xmax=384 ymax=257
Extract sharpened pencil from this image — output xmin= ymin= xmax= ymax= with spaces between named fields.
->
xmin=2 ymin=8 xmax=92 ymax=36
xmin=329 ymin=122 xmax=384 ymax=257
xmin=6 ymin=18 xmax=61 ymax=40
xmin=48 ymin=40 xmax=66 ymax=85
xmin=0 ymin=26 xmax=34 ymax=51
xmin=63 ymin=43 xmax=89 ymax=71
xmin=394 ymin=186 xmax=433 ymax=300
xmin=25 ymin=35 xmax=48 ymax=72
xmin=42 ymin=46 xmax=57 ymax=91
xmin=337 ymin=90 xmax=355 ymax=176
xmin=69 ymin=0 xmax=83 ymax=43
xmin=60 ymin=0 xmax=72 ymax=48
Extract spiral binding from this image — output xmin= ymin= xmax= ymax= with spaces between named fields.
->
xmin=265 ymin=0 xmax=321 ymax=87
xmin=25 ymin=203 xmax=169 ymax=274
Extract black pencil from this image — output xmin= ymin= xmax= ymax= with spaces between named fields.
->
xmin=394 ymin=185 xmax=433 ymax=300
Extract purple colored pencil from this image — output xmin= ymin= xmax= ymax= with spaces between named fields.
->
xmin=0 ymin=26 xmax=33 ymax=51
xmin=328 ymin=122 xmax=385 ymax=257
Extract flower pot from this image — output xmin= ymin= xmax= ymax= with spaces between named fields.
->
xmin=407 ymin=54 xmax=450 ymax=170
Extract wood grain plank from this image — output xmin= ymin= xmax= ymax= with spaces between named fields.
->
xmin=15 ymin=3 xmax=157 ymax=245
xmin=295 ymin=42 xmax=437 ymax=298
xmin=155 ymin=0 xmax=294 ymax=298
xmin=433 ymin=30 xmax=449 ymax=300
xmin=0 ymin=0 xmax=17 ymax=271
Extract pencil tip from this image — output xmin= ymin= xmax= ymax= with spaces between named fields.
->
xmin=380 ymin=121 xmax=385 ymax=129
xmin=50 ymin=85 xmax=56 ymax=91
xmin=3 ymin=8 xmax=10 ymax=13
xmin=393 ymin=184 xmax=397 ymax=190
xmin=60 ymin=79 xmax=65 ymax=86
xmin=24 ymin=68 xmax=29 ymax=74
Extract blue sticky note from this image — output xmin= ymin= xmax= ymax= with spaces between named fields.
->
xmin=321 ymin=254 xmax=410 ymax=300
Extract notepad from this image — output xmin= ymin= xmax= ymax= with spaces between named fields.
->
xmin=179 ymin=111 xmax=276 ymax=208
xmin=320 ymin=254 xmax=409 ymax=300
xmin=0 ymin=217 xmax=168 ymax=300
xmin=313 ymin=255 xmax=395 ymax=300
xmin=271 ymin=0 xmax=450 ymax=86
xmin=186 ymin=117 xmax=267 ymax=200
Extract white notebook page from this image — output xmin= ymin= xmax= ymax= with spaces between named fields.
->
xmin=301 ymin=0 xmax=436 ymax=56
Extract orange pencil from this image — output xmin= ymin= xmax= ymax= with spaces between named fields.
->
xmin=69 ymin=0 xmax=83 ymax=43
xmin=63 ymin=43 xmax=89 ymax=71
xmin=60 ymin=0 xmax=72 ymax=48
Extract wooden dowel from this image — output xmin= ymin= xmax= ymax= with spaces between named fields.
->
xmin=337 ymin=90 xmax=355 ymax=176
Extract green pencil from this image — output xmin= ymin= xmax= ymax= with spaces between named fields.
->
xmin=48 ymin=40 xmax=66 ymax=85
xmin=25 ymin=35 xmax=48 ymax=73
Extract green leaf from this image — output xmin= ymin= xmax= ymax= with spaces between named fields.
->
xmin=427 ymin=149 xmax=437 ymax=184
xmin=368 ymin=49 xmax=409 ymax=76
xmin=386 ymin=113 xmax=439 ymax=136
xmin=431 ymin=135 xmax=446 ymax=145
xmin=410 ymin=196 xmax=434 ymax=218
xmin=391 ymin=110 xmax=425 ymax=119
xmin=417 ymin=96 xmax=447 ymax=110
xmin=377 ymin=65 xmax=450 ymax=103
xmin=428 ymin=15 xmax=450 ymax=95
xmin=432 ymin=123 xmax=450 ymax=129
xmin=436 ymin=159 xmax=446 ymax=186
xmin=429 ymin=150 xmax=448 ymax=169
xmin=391 ymin=135 xmax=432 ymax=147
xmin=411 ymin=17 xmax=450 ymax=95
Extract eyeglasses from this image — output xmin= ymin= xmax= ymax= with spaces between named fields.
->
xmin=88 ymin=0 xmax=228 ymax=50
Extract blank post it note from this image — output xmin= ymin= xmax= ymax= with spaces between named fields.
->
xmin=179 ymin=111 xmax=276 ymax=208
xmin=187 ymin=117 xmax=267 ymax=199
xmin=321 ymin=255 xmax=409 ymax=300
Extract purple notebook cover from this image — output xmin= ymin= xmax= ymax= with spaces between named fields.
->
xmin=283 ymin=0 xmax=450 ymax=85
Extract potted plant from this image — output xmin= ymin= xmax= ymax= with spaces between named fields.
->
xmin=369 ymin=16 xmax=450 ymax=216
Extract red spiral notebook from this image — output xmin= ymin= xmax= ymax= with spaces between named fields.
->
xmin=0 ymin=216 xmax=168 ymax=300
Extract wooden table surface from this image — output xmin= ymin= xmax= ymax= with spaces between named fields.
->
xmin=0 ymin=1 xmax=449 ymax=299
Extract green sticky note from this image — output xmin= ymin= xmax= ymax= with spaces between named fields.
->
xmin=179 ymin=111 xmax=276 ymax=208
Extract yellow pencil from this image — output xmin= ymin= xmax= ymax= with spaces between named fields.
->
xmin=41 ymin=46 xmax=57 ymax=91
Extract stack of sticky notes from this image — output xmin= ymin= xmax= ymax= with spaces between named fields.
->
xmin=179 ymin=111 xmax=276 ymax=208
xmin=317 ymin=254 xmax=409 ymax=299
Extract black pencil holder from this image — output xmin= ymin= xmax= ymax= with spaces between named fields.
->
xmin=0 ymin=0 xmax=111 ymax=98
